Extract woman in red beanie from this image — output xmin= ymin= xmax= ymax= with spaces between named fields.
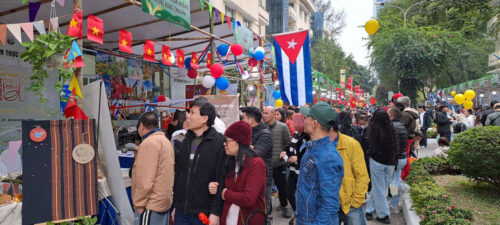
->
xmin=208 ymin=121 xmax=266 ymax=225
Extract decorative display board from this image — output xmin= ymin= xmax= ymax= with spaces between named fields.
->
xmin=22 ymin=120 xmax=98 ymax=225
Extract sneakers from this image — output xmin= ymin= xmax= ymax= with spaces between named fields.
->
xmin=376 ymin=216 xmax=391 ymax=224
xmin=365 ymin=212 xmax=373 ymax=221
xmin=282 ymin=207 xmax=292 ymax=218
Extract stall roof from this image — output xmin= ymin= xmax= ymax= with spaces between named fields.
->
xmin=0 ymin=0 xmax=272 ymax=72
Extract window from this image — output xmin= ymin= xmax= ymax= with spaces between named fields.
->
xmin=225 ymin=7 xmax=234 ymax=18
xmin=243 ymin=18 xmax=250 ymax=28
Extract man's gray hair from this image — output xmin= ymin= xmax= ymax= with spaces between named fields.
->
xmin=397 ymin=96 xmax=411 ymax=108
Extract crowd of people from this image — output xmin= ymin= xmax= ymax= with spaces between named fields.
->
xmin=129 ymin=95 xmax=500 ymax=225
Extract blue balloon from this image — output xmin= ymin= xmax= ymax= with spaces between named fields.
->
xmin=217 ymin=44 xmax=229 ymax=56
xmin=153 ymin=97 xmax=158 ymax=103
xmin=254 ymin=51 xmax=265 ymax=61
xmin=216 ymin=77 xmax=229 ymax=90
xmin=273 ymin=90 xmax=281 ymax=99
xmin=184 ymin=57 xmax=193 ymax=70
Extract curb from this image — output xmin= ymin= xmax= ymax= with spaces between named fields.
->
xmin=402 ymin=191 xmax=420 ymax=225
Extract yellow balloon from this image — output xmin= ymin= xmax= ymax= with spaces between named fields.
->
xmin=464 ymin=89 xmax=475 ymax=100
xmin=454 ymin=94 xmax=465 ymax=105
xmin=451 ymin=91 xmax=456 ymax=96
xmin=463 ymin=100 xmax=473 ymax=109
xmin=275 ymin=99 xmax=283 ymax=108
xmin=365 ymin=19 xmax=380 ymax=35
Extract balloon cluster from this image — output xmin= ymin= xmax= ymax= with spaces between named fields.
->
xmin=273 ymin=90 xmax=283 ymax=108
xmin=452 ymin=89 xmax=475 ymax=109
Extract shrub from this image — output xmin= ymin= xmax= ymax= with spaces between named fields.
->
xmin=410 ymin=181 xmax=450 ymax=209
xmin=412 ymin=156 xmax=461 ymax=175
xmin=448 ymin=126 xmax=500 ymax=186
xmin=427 ymin=129 xmax=438 ymax=138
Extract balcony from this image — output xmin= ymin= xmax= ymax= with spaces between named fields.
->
xmin=289 ymin=6 xmax=297 ymax=22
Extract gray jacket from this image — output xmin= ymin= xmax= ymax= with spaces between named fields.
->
xmin=485 ymin=111 xmax=500 ymax=126
xmin=268 ymin=121 xmax=291 ymax=168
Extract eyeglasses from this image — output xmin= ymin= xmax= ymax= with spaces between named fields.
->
xmin=224 ymin=139 xmax=235 ymax=145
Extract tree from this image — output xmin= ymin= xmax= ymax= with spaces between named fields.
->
xmin=311 ymin=0 xmax=346 ymax=37
xmin=370 ymin=0 xmax=495 ymax=102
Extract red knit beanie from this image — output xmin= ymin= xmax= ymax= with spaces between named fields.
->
xmin=224 ymin=121 xmax=252 ymax=146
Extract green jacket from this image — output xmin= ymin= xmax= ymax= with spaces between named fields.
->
xmin=268 ymin=121 xmax=291 ymax=168
xmin=485 ymin=111 xmax=500 ymax=126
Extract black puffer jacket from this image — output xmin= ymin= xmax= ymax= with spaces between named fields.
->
xmin=251 ymin=122 xmax=273 ymax=185
xmin=392 ymin=120 xmax=408 ymax=159
xmin=435 ymin=111 xmax=451 ymax=134
xmin=173 ymin=127 xmax=226 ymax=217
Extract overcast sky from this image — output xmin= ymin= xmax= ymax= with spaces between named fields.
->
xmin=332 ymin=0 xmax=373 ymax=67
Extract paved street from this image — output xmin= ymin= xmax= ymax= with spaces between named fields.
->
xmin=270 ymin=139 xmax=438 ymax=225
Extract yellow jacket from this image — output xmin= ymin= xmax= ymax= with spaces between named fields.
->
xmin=337 ymin=133 xmax=370 ymax=214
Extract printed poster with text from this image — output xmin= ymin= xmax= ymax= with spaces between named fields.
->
xmin=142 ymin=0 xmax=191 ymax=30
xmin=197 ymin=95 xmax=239 ymax=128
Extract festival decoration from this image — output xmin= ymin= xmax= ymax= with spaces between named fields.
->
xmin=64 ymin=95 xmax=88 ymax=119
xmin=184 ymin=57 xmax=193 ymax=70
xmin=273 ymin=90 xmax=281 ymax=99
xmin=0 ymin=25 xmax=5 ymax=46
xmin=29 ymin=2 xmax=41 ymax=22
xmin=157 ymin=95 xmax=166 ymax=102
xmin=206 ymin=52 xmax=212 ymax=68
xmin=187 ymin=69 xmax=197 ymax=79
xmin=191 ymin=52 xmax=199 ymax=69
xmin=231 ymin=44 xmax=243 ymax=56
xmin=202 ymin=75 xmax=216 ymax=88
xmin=67 ymin=10 xmax=83 ymax=39
xmin=87 ymin=14 xmax=103 ymax=44
xmin=7 ymin=24 xmax=22 ymax=44
xmin=365 ymin=19 xmax=379 ymax=35
xmin=210 ymin=63 xmax=224 ymax=78
xmin=199 ymin=213 xmax=209 ymax=225
xmin=50 ymin=17 xmax=59 ymax=32
xmin=119 ymin=29 xmax=132 ymax=53
xmin=253 ymin=51 xmax=265 ymax=61
xmin=275 ymin=99 xmax=283 ymax=108
xmin=463 ymin=100 xmax=473 ymax=110
xmin=464 ymin=89 xmax=475 ymax=100
xmin=176 ymin=49 xmax=185 ymax=67
xmin=143 ymin=40 xmax=155 ymax=62
xmin=215 ymin=77 xmax=229 ymax=90
xmin=451 ymin=91 xmax=456 ymax=96
xmin=248 ymin=58 xmax=258 ymax=67
xmin=33 ymin=20 xmax=45 ymax=35
xmin=162 ymin=45 xmax=172 ymax=65
xmin=20 ymin=23 xmax=34 ymax=42
xmin=217 ymin=44 xmax=229 ymax=56
xmin=454 ymin=94 xmax=465 ymax=105
xmin=69 ymin=73 xmax=83 ymax=98
xmin=67 ymin=40 xmax=82 ymax=61
xmin=30 ymin=127 xmax=47 ymax=143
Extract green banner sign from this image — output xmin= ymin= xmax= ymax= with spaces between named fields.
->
xmin=142 ymin=0 xmax=191 ymax=30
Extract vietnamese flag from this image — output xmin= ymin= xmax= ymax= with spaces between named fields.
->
xmin=347 ymin=76 xmax=353 ymax=90
xmin=119 ymin=29 xmax=132 ymax=53
xmin=162 ymin=45 xmax=172 ymax=65
xmin=190 ymin=52 xmax=199 ymax=69
xmin=143 ymin=40 xmax=155 ymax=62
xmin=176 ymin=49 xmax=184 ymax=68
xmin=87 ymin=14 xmax=103 ymax=44
xmin=206 ymin=53 xmax=212 ymax=68
xmin=67 ymin=10 xmax=83 ymax=38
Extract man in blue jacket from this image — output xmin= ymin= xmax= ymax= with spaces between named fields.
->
xmin=295 ymin=102 xmax=344 ymax=225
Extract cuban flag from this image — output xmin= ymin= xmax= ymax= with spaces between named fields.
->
xmin=111 ymin=99 xmax=121 ymax=119
xmin=273 ymin=30 xmax=313 ymax=106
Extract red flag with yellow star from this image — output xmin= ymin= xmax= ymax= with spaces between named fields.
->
xmin=190 ymin=52 xmax=199 ymax=69
xmin=176 ymin=49 xmax=184 ymax=68
xmin=143 ymin=40 xmax=155 ymax=62
xmin=67 ymin=10 xmax=83 ymax=38
xmin=119 ymin=29 xmax=132 ymax=53
xmin=162 ymin=45 xmax=172 ymax=65
xmin=207 ymin=53 xmax=212 ymax=68
xmin=87 ymin=14 xmax=103 ymax=44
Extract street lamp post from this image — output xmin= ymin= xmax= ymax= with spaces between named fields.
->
xmin=377 ymin=1 xmax=427 ymax=28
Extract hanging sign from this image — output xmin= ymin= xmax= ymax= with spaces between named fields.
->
xmin=142 ymin=0 xmax=191 ymax=30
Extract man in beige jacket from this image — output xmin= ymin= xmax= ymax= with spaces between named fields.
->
xmin=132 ymin=112 xmax=175 ymax=225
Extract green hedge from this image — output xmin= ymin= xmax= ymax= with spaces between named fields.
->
xmin=448 ymin=126 xmax=500 ymax=186
xmin=408 ymin=157 xmax=473 ymax=224
xmin=427 ymin=129 xmax=438 ymax=139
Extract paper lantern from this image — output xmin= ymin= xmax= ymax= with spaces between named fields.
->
xmin=454 ymin=94 xmax=465 ymax=104
xmin=463 ymin=100 xmax=473 ymax=109
xmin=202 ymin=75 xmax=216 ymax=88
xmin=184 ymin=57 xmax=193 ymax=70
xmin=217 ymin=44 xmax=229 ymax=56
xmin=210 ymin=63 xmax=224 ymax=78
xmin=275 ymin=99 xmax=283 ymax=108
xmin=187 ymin=69 xmax=198 ymax=79
xmin=365 ymin=19 xmax=379 ymax=35
xmin=231 ymin=44 xmax=243 ymax=56
xmin=248 ymin=58 xmax=258 ymax=67
xmin=178 ymin=68 xmax=188 ymax=77
xmin=464 ymin=89 xmax=475 ymax=100
xmin=216 ymin=77 xmax=229 ymax=90
xmin=451 ymin=91 xmax=456 ymax=96
xmin=254 ymin=51 xmax=265 ymax=61
xmin=273 ymin=90 xmax=281 ymax=99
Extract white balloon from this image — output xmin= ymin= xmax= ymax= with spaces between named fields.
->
xmin=177 ymin=68 xmax=187 ymax=77
xmin=202 ymin=75 xmax=216 ymax=88
xmin=255 ymin=47 xmax=265 ymax=53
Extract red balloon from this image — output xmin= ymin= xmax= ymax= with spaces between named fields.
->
xmin=157 ymin=95 xmax=166 ymax=102
xmin=187 ymin=69 xmax=198 ymax=79
xmin=248 ymin=58 xmax=258 ymax=67
xmin=231 ymin=44 xmax=243 ymax=56
xmin=210 ymin=63 xmax=224 ymax=78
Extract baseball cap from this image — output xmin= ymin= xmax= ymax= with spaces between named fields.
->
xmin=300 ymin=102 xmax=337 ymax=129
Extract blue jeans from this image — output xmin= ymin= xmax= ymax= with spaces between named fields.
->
xmin=389 ymin=158 xmax=408 ymax=209
xmin=174 ymin=210 xmax=204 ymax=225
xmin=339 ymin=206 xmax=367 ymax=225
xmin=366 ymin=158 xmax=394 ymax=218
xmin=134 ymin=209 xmax=170 ymax=225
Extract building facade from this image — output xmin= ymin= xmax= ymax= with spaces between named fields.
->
xmin=211 ymin=0 xmax=270 ymax=36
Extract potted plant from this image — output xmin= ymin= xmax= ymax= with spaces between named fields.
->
xmin=20 ymin=31 xmax=76 ymax=103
